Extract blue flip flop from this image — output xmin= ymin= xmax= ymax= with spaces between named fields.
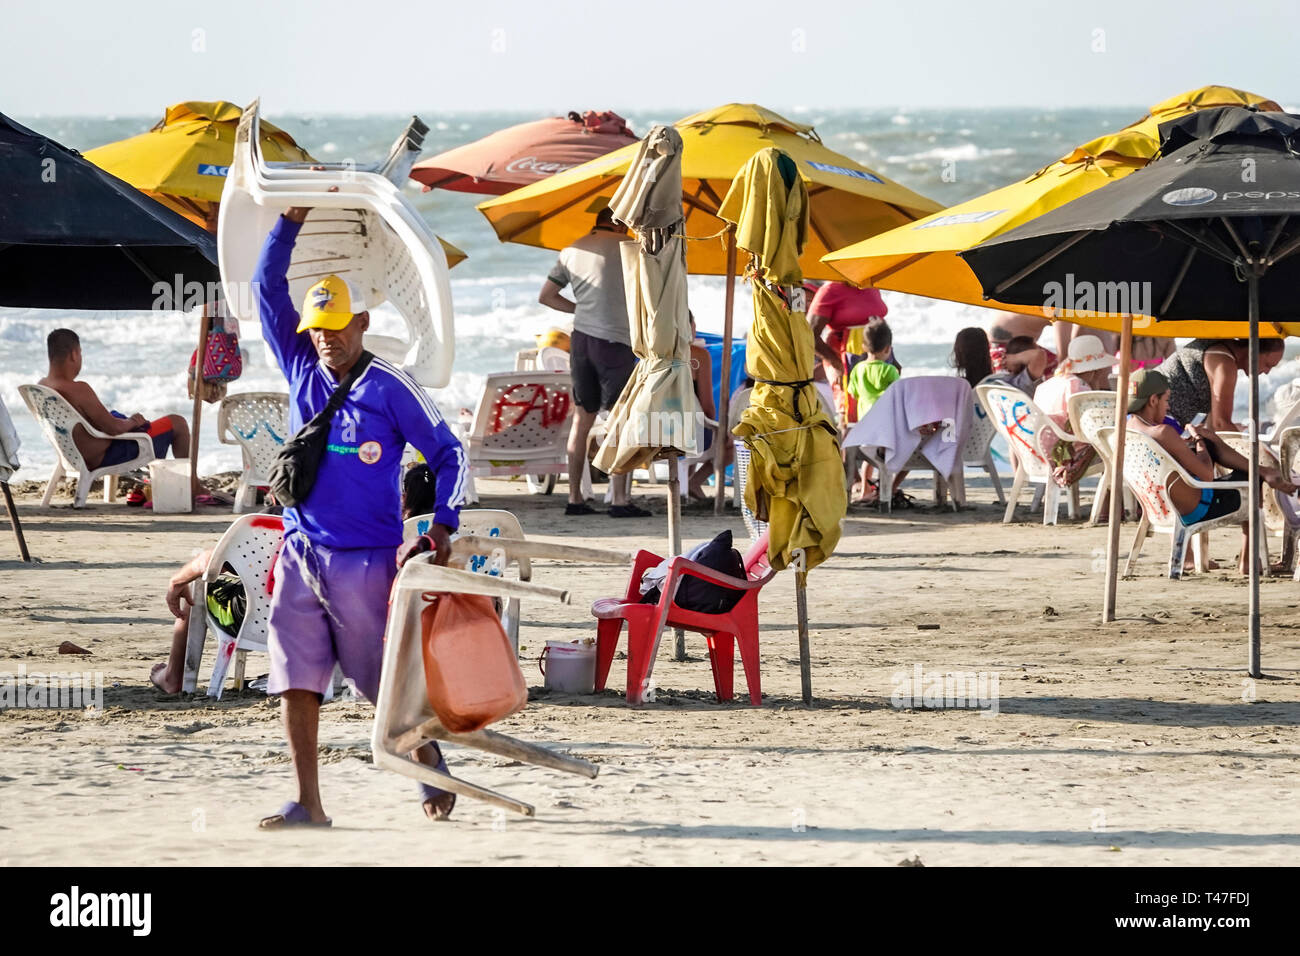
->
xmin=258 ymin=800 xmax=332 ymax=830
xmin=416 ymin=744 xmax=457 ymax=821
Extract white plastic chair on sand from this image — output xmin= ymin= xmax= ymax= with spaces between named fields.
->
xmin=370 ymin=553 xmax=599 ymax=817
xmin=1217 ymin=429 xmax=1298 ymax=572
xmin=404 ymin=508 xmax=530 ymax=654
xmin=1067 ymin=389 xmax=1129 ymax=527
xmin=934 ymin=395 xmax=1005 ymax=508
xmin=734 ymin=439 xmax=769 ymax=543
xmin=18 ymin=384 xmax=155 ymax=508
xmin=459 ymin=370 xmax=575 ymax=502
xmin=218 ymin=100 xmax=455 ymax=388
xmin=1105 ymin=426 xmax=1263 ymax=580
xmin=217 ymin=392 xmax=289 ymax=513
xmin=977 ymin=383 xmax=1101 ymax=525
xmin=182 ymin=512 xmax=283 ymax=698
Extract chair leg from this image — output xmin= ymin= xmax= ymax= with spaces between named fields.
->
xmin=1067 ymin=481 xmax=1080 ymax=520
xmin=1124 ymin=514 xmax=1150 ymax=578
xmin=232 ymin=649 xmax=248 ymax=693
xmin=593 ymin=618 xmax=623 ymax=692
xmin=706 ymin=632 xmax=735 ymax=702
xmin=624 ymin=616 xmax=658 ymax=704
xmin=1030 ymin=482 xmax=1045 ymax=513
xmin=501 ymin=597 xmax=521 ymax=657
xmin=879 ymin=465 xmax=893 ymax=515
xmin=104 ymin=475 xmax=117 ymax=503
xmin=73 ymin=470 xmax=91 ymax=509
xmin=181 ymin=583 xmax=207 ymax=694
xmin=206 ymin=627 xmax=238 ymax=699
xmin=986 ymin=454 xmax=1006 ymax=505
xmin=1003 ymin=466 xmax=1027 ymax=524
xmin=233 ymin=479 xmax=249 ymax=515
xmin=732 ymin=604 xmax=762 ymax=706
xmin=949 ymin=467 xmax=966 ymax=510
xmin=42 ymin=463 xmax=63 ymax=507
xmin=1043 ymin=482 xmax=1060 ymax=527
xmin=1089 ymin=468 xmax=1109 ymax=526
xmin=1170 ymin=523 xmax=1190 ymax=580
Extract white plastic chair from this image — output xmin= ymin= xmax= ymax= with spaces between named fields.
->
xmin=1107 ymin=426 xmax=1262 ymax=579
xmin=977 ymin=383 xmax=1100 ymax=525
xmin=1218 ymin=430 xmax=1298 ymax=571
xmin=370 ymin=554 xmax=597 ymax=817
xmin=181 ymin=513 xmax=284 ymax=698
xmin=217 ymin=392 xmax=289 ymax=513
xmin=218 ymin=101 xmax=455 ymax=388
xmin=1276 ymin=426 xmax=1300 ymax=580
xmin=459 ymin=371 xmax=575 ymax=503
xmin=734 ymin=439 xmax=768 ymax=543
xmin=403 ymin=508 xmax=530 ymax=653
xmin=18 ymin=384 xmax=155 ymax=508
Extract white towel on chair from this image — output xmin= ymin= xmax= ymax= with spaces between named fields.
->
xmin=0 ymin=397 xmax=21 ymax=483
xmin=843 ymin=376 xmax=973 ymax=475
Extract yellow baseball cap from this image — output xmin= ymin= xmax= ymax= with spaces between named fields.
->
xmin=298 ymin=275 xmax=366 ymax=333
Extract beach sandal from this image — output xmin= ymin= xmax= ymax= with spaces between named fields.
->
xmin=258 ymin=800 xmax=332 ymax=830
xmin=194 ymin=493 xmax=221 ymax=507
xmin=565 ymin=502 xmax=601 ymax=516
xmin=416 ymin=744 xmax=456 ymax=821
xmin=609 ymin=503 xmax=652 ymax=518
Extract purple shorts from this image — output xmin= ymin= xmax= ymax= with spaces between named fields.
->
xmin=266 ymin=533 xmax=395 ymax=700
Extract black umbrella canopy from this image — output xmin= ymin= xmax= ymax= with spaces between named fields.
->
xmin=0 ymin=112 xmax=218 ymax=310
xmin=960 ymin=107 xmax=1300 ymax=324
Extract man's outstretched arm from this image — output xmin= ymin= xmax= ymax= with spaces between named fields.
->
xmin=253 ymin=210 xmax=314 ymax=378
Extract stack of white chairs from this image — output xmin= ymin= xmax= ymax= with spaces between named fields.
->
xmin=218 ymin=100 xmax=454 ymax=388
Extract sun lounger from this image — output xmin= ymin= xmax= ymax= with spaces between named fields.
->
xmin=370 ymin=555 xmax=598 ymax=816
xmin=217 ymin=391 xmax=289 ymax=514
xmin=18 ymin=384 xmax=155 ymax=508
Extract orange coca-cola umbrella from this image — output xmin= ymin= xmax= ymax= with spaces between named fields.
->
xmin=410 ymin=111 xmax=637 ymax=195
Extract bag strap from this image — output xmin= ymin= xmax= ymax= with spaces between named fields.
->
xmin=317 ymin=351 xmax=374 ymax=422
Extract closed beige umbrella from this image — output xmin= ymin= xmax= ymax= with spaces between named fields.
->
xmin=593 ymin=125 xmax=699 ymax=473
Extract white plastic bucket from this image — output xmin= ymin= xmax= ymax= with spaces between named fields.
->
xmin=539 ymin=640 xmax=596 ymax=694
xmin=149 ymin=460 xmax=192 ymax=513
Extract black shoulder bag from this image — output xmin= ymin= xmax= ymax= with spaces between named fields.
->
xmin=268 ymin=351 xmax=373 ymax=508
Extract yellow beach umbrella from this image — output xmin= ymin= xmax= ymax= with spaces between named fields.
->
xmin=478 ymin=103 xmax=941 ymax=280
xmin=85 ymin=101 xmax=315 ymax=228
xmin=822 ymin=85 xmax=1281 ymax=317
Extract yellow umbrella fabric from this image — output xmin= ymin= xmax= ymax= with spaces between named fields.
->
xmin=724 ymin=148 xmax=845 ymax=572
xmin=478 ymin=104 xmax=941 ymax=280
xmin=593 ymin=125 xmax=698 ymax=473
xmin=822 ymin=85 xmax=1282 ymax=315
xmin=85 ymin=101 xmax=314 ymax=227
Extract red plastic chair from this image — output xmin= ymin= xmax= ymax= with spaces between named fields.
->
xmin=592 ymin=532 xmax=772 ymax=705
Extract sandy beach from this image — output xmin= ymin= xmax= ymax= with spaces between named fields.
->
xmin=2 ymin=473 xmax=1297 ymax=867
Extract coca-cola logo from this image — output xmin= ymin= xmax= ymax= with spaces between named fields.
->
xmin=505 ymin=156 xmax=575 ymax=176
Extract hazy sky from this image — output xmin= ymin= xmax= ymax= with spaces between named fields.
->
xmin=3 ymin=0 xmax=1298 ymax=116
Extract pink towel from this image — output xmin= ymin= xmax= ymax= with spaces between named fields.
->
xmin=844 ymin=376 xmax=973 ymax=475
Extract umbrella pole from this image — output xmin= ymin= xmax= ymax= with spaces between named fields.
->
xmin=714 ymin=226 xmax=738 ymax=516
xmin=189 ymin=306 xmax=211 ymax=503
xmin=2 ymin=482 xmax=31 ymax=562
xmin=1248 ymin=271 xmax=1262 ymax=678
xmin=1102 ymin=315 xmax=1133 ymax=623
xmin=795 ymin=564 xmax=812 ymax=706
xmin=666 ymin=454 xmax=686 ymax=661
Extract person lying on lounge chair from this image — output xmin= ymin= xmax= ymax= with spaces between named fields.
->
xmin=1127 ymin=369 xmax=1295 ymax=575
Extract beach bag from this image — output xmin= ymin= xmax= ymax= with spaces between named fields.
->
xmin=201 ymin=327 xmax=242 ymax=383
xmin=640 ymin=529 xmax=746 ymax=614
xmin=267 ymin=352 xmax=372 ymax=508
xmin=420 ymin=591 xmax=527 ymax=733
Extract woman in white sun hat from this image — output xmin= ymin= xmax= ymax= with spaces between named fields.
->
xmin=1035 ymin=334 xmax=1115 ymax=489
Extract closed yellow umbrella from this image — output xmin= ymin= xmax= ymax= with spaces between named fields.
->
xmin=479 ymin=103 xmax=940 ymax=280
xmin=822 ymin=85 xmax=1281 ymax=317
xmin=721 ymin=147 xmax=846 ymax=705
xmin=723 ymin=148 xmax=845 ymax=573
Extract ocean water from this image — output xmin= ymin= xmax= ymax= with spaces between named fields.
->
xmin=4 ymin=107 xmax=1299 ymax=479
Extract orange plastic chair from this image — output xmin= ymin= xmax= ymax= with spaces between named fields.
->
xmin=592 ymin=531 xmax=772 ymax=705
